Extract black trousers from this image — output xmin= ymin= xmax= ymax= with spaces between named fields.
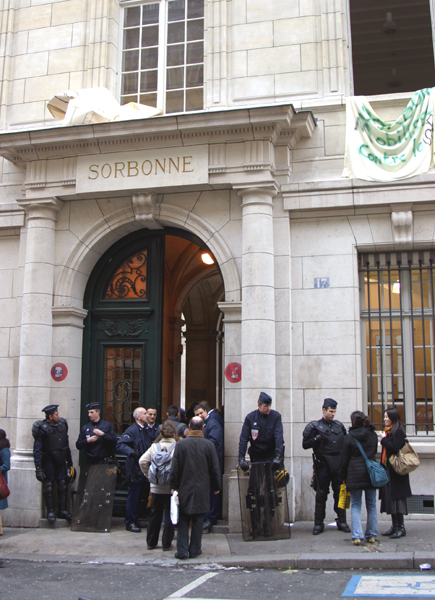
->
xmin=147 ymin=493 xmax=174 ymax=549
xmin=315 ymin=463 xmax=342 ymax=522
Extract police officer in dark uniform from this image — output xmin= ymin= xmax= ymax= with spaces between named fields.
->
xmin=75 ymin=402 xmax=117 ymax=465
xmin=302 ymin=398 xmax=350 ymax=535
xmin=32 ymin=405 xmax=73 ymax=523
xmin=238 ymin=392 xmax=284 ymax=537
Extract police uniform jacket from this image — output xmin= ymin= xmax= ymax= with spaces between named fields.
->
xmin=116 ymin=422 xmax=157 ymax=483
xmin=238 ymin=409 xmax=284 ymax=463
xmin=302 ymin=417 xmax=346 ymax=472
xmin=33 ymin=418 xmax=72 ymax=469
xmin=76 ymin=418 xmax=117 ymax=464
xmin=203 ymin=416 xmax=224 ymax=471
xmin=339 ymin=425 xmax=378 ymax=491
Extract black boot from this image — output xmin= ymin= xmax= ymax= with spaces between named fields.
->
xmin=43 ymin=482 xmax=56 ymax=523
xmin=390 ymin=513 xmax=406 ymax=539
xmin=313 ymin=500 xmax=325 ymax=535
xmin=382 ymin=514 xmax=398 ymax=536
xmin=57 ymin=480 xmax=72 ymax=520
xmin=335 ymin=508 xmax=351 ymax=533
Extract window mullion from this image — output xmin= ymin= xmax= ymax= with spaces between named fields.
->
xmin=157 ymin=0 xmax=167 ymax=112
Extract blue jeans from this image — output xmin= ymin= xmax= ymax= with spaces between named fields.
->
xmin=350 ymin=488 xmax=378 ymax=540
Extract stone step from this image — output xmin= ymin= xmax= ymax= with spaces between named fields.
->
xmin=39 ymin=518 xmax=70 ymax=529
xmin=211 ymin=521 xmax=229 ymax=534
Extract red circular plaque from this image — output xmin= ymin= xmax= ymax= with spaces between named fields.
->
xmin=51 ymin=363 xmax=68 ymax=382
xmin=225 ymin=362 xmax=241 ymax=383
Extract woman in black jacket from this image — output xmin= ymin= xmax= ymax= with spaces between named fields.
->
xmin=380 ymin=407 xmax=412 ymax=539
xmin=340 ymin=411 xmax=379 ymax=545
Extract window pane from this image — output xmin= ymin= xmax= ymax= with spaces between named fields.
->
xmin=166 ymin=90 xmax=184 ymax=113
xmin=167 ymin=43 xmax=184 ymax=66
xmin=141 ymin=47 xmax=158 ymax=69
xmin=120 ymin=94 xmax=137 ymax=106
xmin=169 ymin=0 xmax=185 ymax=22
xmin=167 ymin=67 xmax=184 ymax=89
xmin=142 ymin=3 xmax=159 ymax=25
xmin=125 ymin=6 xmax=140 ymax=27
xmin=140 ymin=93 xmax=157 ymax=107
xmin=123 ymin=50 xmax=139 ymax=72
xmin=187 ymin=0 xmax=204 ymax=19
xmin=187 ymin=18 xmax=203 ymax=41
xmin=186 ymin=41 xmax=203 ymax=64
xmin=140 ymin=70 xmax=158 ymax=92
xmin=124 ymin=27 xmax=140 ymax=50
xmin=142 ymin=25 xmax=159 ymax=47
xmin=168 ymin=21 xmax=185 ymax=44
xmin=186 ymin=87 xmax=203 ymax=111
xmin=122 ymin=73 xmax=138 ymax=95
xmin=186 ymin=64 xmax=203 ymax=87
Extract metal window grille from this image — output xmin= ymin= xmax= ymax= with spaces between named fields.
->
xmin=360 ymin=251 xmax=435 ymax=434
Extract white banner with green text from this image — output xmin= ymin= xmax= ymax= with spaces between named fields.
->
xmin=343 ymin=88 xmax=435 ymax=182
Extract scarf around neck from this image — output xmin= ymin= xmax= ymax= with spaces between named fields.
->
xmin=187 ymin=430 xmax=204 ymax=438
xmin=381 ymin=425 xmax=392 ymax=465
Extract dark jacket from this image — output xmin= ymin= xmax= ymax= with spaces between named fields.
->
xmin=208 ymin=409 xmax=224 ymax=429
xmin=238 ymin=409 xmax=284 ymax=463
xmin=170 ymin=434 xmax=221 ymax=515
xmin=116 ymin=422 xmax=157 ymax=483
xmin=0 ymin=447 xmax=10 ymax=510
xmin=76 ymin=418 xmax=117 ymax=464
xmin=339 ymin=425 xmax=378 ymax=491
xmin=203 ymin=416 xmax=224 ymax=470
xmin=381 ymin=428 xmax=412 ymax=500
xmin=302 ymin=417 xmax=347 ymax=472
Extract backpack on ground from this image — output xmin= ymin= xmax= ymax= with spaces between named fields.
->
xmin=148 ymin=442 xmax=176 ymax=486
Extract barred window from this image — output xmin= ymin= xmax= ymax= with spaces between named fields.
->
xmin=121 ymin=0 xmax=204 ymax=114
xmin=360 ymin=252 xmax=435 ymax=434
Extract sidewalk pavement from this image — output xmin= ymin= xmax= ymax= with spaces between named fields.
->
xmin=0 ymin=519 xmax=434 ymax=570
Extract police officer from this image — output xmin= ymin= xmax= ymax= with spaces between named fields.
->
xmin=76 ymin=402 xmax=117 ymax=465
xmin=32 ymin=405 xmax=73 ymax=523
xmin=302 ymin=398 xmax=350 ymax=535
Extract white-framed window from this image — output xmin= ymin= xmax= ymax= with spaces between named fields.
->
xmin=347 ymin=0 xmax=435 ymax=96
xmin=360 ymin=251 xmax=435 ymax=435
xmin=120 ymin=0 xmax=204 ymax=114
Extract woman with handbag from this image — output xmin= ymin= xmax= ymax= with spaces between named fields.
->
xmin=339 ymin=411 xmax=379 ymax=546
xmin=0 ymin=429 xmax=11 ymax=535
xmin=380 ymin=408 xmax=412 ymax=539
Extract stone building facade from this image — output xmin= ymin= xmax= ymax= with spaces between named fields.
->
xmin=0 ymin=0 xmax=434 ymax=527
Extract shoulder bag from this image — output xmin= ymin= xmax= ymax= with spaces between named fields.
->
xmin=389 ymin=441 xmax=420 ymax=475
xmin=0 ymin=470 xmax=10 ymax=501
xmin=353 ymin=438 xmax=388 ymax=488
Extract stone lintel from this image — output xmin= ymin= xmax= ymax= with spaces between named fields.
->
xmin=52 ymin=306 xmax=88 ymax=329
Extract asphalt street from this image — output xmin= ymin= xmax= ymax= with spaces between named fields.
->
xmin=1 ymin=561 xmax=435 ymax=600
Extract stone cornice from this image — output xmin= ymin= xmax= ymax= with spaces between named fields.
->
xmin=0 ymin=105 xmax=316 ymax=167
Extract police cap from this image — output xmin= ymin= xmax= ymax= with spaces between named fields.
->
xmin=86 ymin=402 xmax=101 ymax=410
xmin=323 ymin=398 xmax=337 ymax=409
xmin=42 ymin=404 xmax=59 ymax=416
xmin=258 ymin=392 xmax=272 ymax=405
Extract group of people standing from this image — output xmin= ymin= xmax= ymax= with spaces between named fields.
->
xmin=303 ymin=398 xmax=412 ymax=545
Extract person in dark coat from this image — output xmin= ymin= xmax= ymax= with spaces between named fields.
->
xmin=0 ymin=429 xmax=11 ymax=535
xmin=75 ymin=402 xmax=117 ymax=465
xmin=379 ymin=407 xmax=412 ymax=539
xmin=339 ymin=411 xmax=379 ymax=545
xmin=302 ymin=397 xmax=350 ymax=535
xmin=194 ymin=401 xmax=224 ymax=532
xmin=169 ymin=416 xmax=221 ymax=559
xmin=166 ymin=405 xmax=188 ymax=437
xmin=116 ymin=407 xmax=158 ymax=533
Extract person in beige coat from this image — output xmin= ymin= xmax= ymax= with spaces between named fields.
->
xmin=139 ymin=420 xmax=178 ymax=550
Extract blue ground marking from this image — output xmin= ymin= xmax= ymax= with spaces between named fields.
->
xmin=342 ymin=575 xmax=435 ymax=597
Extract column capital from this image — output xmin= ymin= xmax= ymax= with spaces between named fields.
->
xmin=17 ymin=197 xmax=63 ymax=221
xmin=234 ymin=182 xmax=279 ymax=199
xmin=218 ymin=301 xmax=242 ymax=323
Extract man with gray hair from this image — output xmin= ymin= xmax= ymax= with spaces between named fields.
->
xmin=116 ymin=407 xmax=158 ymax=532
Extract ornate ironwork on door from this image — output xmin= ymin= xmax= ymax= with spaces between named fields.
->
xmin=105 ymin=250 xmax=148 ymax=299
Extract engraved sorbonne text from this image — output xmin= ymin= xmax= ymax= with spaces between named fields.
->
xmin=88 ymin=156 xmax=194 ymax=180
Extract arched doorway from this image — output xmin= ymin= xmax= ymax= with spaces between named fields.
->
xmin=81 ymin=227 xmax=224 ymax=436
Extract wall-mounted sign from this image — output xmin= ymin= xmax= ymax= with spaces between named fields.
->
xmin=314 ymin=277 xmax=330 ymax=289
xmin=225 ymin=362 xmax=241 ymax=383
xmin=76 ymin=145 xmax=209 ymax=193
xmin=51 ymin=363 xmax=68 ymax=382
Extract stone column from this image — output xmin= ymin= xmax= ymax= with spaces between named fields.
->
xmin=9 ymin=198 xmax=62 ymax=527
xmin=238 ymin=186 xmax=277 ymax=418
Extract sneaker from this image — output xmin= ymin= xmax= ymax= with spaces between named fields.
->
xmin=352 ymin=538 xmax=365 ymax=546
xmin=366 ymin=537 xmax=377 ymax=543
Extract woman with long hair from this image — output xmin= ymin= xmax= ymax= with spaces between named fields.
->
xmin=339 ymin=411 xmax=379 ymax=545
xmin=139 ymin=419 xmax=179 ymax=550
xmin=379 ymin=407 xmax=412 ymax=539
xmin=0 ymin=429 xmax=11 ymax=535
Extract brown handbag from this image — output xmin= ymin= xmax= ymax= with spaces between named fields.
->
xmin=0 ymin=470 xmax=10 ymax=500
xmin=388 ymin=441 xmax=420 ymax=476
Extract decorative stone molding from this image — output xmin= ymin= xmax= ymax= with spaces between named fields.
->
xmin=25 ymin=160 xmax=47 ymax=189
xmin=52 ymin=306 xmax=88 ymax=329
xmin=0 ymin=204 xmax=25 ymax=230
xmin=17 ymin=197 xmax=63 ymax=222
xmin=218 ymin=301 xmax=242 ymax=323
xmin=132 ymin=193 xmax=163 ymax=229
xmin=391 ymin=210 xmax=413 ymax=244
xmin=244 ymin=141 xmax=275 ymax=173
